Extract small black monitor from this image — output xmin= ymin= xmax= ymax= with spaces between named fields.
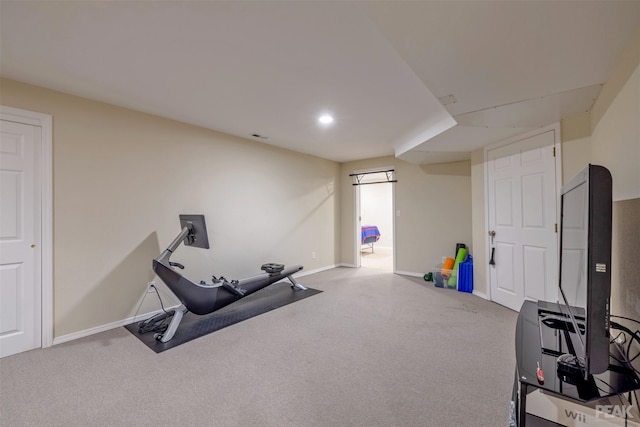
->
xmin=558 ymin=164 xmax=612 ymax=379
xmin=179 ymin=214 xmax=210 ymax=249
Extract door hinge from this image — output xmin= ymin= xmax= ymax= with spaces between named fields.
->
xmin=555 ymin=223 xmax=558 ymax=233
xmin=553 ymin=147 xmax=556 ymax=157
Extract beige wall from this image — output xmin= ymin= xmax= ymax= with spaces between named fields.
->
xmin=1 ymin=78 xmax=341 ymax=339
xmin=470 ymin=149 xmax=487 ymax=296
xmin=360 ymin=182 xmax=393 ymax=248
xmin=589 ymin=24 xmax=640 ymax=361
xmin=341 ymin=157 xmax=472 ymax=276
xmin=611 ymin=199 xmax=640 ymax=373
xmin=591 ymin=62 xmax=640 ymax=201
xmin=560 ymin=112 xmax=591 ymax=184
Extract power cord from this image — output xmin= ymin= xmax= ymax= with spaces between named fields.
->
xmin=619 ymin=390 xmax=637 ymax=427
xmin=137 ymin=284 xmax=172 ymax=334
xmin=137 ymin=315 xmax=169 ymax=334
xmin=611 ymin=315 xmax=640 ymax=326
xmin=150 ymin=284 xmax=169 ymax=314
xmin=610 ymin=319 xmax=640 ymax=376
xmin=609 ymin=316 xmax=639 ymax=427
xmin=626 ymin=391 xmax=633 ymax=427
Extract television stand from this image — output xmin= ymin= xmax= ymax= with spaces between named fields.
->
xmin=537 ymin=301 xmax=586 ymax=334
xmin=512 ymin=300 xmax=640 ymax=426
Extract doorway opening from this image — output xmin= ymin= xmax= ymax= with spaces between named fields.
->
xmin=353 ymin=170 xmax=395 ymax=272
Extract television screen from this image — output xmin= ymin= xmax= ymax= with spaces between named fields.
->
xmin=559 ymin=177 xmax=588 ymax=334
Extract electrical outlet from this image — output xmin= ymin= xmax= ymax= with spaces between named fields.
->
xmin=146 ymin=281 xmax=156 ymax=293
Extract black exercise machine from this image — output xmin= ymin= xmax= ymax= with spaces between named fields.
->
xmin=138 ymin=215 xmax=307 ymax=342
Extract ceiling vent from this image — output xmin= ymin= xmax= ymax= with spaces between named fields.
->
xmin=438 ymin=94 xmax=457 ymax=106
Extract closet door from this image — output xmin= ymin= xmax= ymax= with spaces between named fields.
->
xmin=0 ymin=119 xmax=42 ymax=357
xmin=487 ymin=129 xmax=559 ymax=311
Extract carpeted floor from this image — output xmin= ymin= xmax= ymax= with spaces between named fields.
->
xmin=0 ymin=267 xmax=519 ymax=426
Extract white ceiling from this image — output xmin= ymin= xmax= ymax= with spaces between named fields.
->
xmin=1 ymin=1 xmax=639 ymax=164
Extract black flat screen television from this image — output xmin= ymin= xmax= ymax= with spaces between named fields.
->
xmin=557 ymin=164 xmax=612 ymax=380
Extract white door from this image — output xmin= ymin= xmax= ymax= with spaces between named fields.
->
xmin=0 ymin=119 xmax=42 ymax=358
xmin=487 ymin=129 xmax=559 ymax=312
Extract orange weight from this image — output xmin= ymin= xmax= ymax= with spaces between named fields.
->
xmin=441 ymin=257 xmax=455 ymax=276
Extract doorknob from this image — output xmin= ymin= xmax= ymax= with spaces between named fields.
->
xmin=31 ymin=244 xmax=36 ymax=248
xmin=488 ymin=231 xmax=496 ymax=266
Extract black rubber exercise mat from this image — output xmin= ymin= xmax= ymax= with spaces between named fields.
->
xmin=125 ymin=281 xmax=322 ymax=353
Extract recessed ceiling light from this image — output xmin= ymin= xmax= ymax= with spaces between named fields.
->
xmin=318 ymin=114 xmax=334 ymax=125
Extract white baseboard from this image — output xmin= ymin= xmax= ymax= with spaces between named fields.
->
xmin=297 ymin=264 xmax=340 ymax=277
xmin=339 ymin=263 xmax=356 ymax=268
xmin=473 ymin=289 xmax=488 ymax=300
xmin=395 ymin=270 xmax=424 ymax=278
xmin=52 ymin=306 xmax=180 ymax=346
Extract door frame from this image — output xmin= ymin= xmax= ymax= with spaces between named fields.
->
xmin=354 ymin=184 xmax=361 ymax=268
xmin=1 ymin=105 xmax=53 ymax=349
xmin=483 ymin=123 xmax=562 ymax=304
xmin=352 ymin=167 xmax=397 ymax=272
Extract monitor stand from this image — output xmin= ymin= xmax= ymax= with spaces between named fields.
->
xmin=536 ymin=301 xmax=587 ymax=383
xmin=556 ymin=353 xmax=585 ymax=385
